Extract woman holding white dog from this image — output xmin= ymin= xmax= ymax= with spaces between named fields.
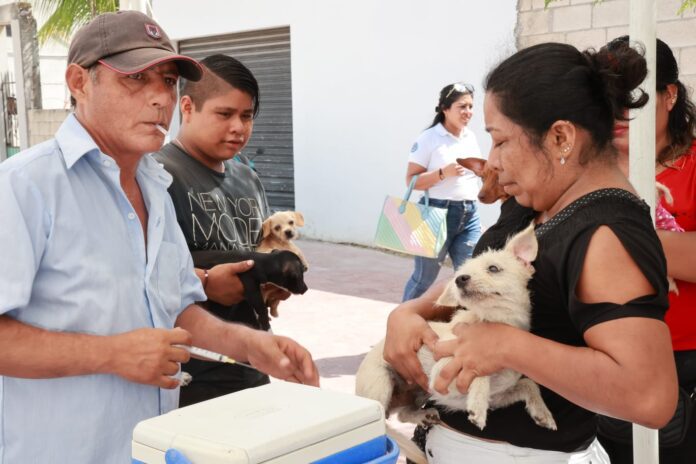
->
xmin=385 ymin=43 xmax=678 ymax=463
xmin=402 ymin=83 xmax=483 ymax=301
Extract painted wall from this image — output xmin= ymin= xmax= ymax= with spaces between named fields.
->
xmin=154 ymin=0 xmax=518 ymax=245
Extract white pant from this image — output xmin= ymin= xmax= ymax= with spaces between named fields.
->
xmin=425 ymin=425 xmax=610 ymax=464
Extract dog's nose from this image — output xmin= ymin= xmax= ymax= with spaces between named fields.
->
xmin=285 ymin=230 xmax=293 ymax=238
xmin=455 ymin=274 xmax=471 ymax=289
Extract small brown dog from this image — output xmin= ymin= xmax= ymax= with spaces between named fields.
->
xmin=457 ymin=157 xmax=509 ymax=204
xmin=257 ymin=211 xmax=308 ymax=269
xmin=256 ymin=211 xmax=308 ymax=317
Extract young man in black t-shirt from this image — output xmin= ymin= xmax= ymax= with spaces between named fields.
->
xmin=154 ymin=54 xmax=289 ymax=406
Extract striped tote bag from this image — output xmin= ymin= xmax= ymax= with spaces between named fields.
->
xmin=374 ymin=175 xmax=447 ymax=258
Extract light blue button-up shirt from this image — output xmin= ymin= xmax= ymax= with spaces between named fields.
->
xmin=0 ymin=114 xmax=205 ymax=463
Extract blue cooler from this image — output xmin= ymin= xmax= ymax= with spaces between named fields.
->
xmin=131 ymin=382 xmax=399 ymax=463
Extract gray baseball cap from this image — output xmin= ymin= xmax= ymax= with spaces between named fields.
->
xmin=68 ymin=10 xmax=202 ymax=81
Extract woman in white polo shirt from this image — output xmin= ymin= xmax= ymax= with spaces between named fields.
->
xmin=402 ymin=82 xmax=482 ymax=301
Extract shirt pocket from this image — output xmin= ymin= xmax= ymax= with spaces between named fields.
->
xmin=153 ymin=241 xmax=183 ymax=319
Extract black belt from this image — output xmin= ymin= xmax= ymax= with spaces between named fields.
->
xmin=430 ymin=199 xmax=475 ymax=206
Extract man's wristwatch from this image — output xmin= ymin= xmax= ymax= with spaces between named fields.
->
xmin=438 ymin=168 xmax=445 ymax=180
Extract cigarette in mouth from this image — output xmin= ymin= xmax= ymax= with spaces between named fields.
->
xmin=155 ymin=124 xmax=167 ymax=135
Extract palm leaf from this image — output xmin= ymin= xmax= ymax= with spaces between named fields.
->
xmin=35 ymin=0 xmax=119 ymax=45
xmin=677 ymin=0 xmax=696 ymax=14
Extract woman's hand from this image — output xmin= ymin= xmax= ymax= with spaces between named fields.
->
xmin=441 ymin=162 xmax=467 ymax=179
xmin=432 ymin=322 xmax=513 ymax=395
xmin=383 ymin=304 xmax=439 ymax=391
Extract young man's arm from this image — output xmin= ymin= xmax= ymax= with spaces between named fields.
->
xmin=194 ymin=261 xmax=254 ymax=305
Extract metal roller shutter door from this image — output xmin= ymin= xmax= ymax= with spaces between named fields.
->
xmin=179 ymin=27 xmax=295 ymax=210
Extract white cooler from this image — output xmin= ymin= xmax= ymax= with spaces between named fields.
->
xmin=132 ymin=382 xmax=391 ymax=464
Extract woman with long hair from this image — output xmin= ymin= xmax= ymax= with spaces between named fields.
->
xmin=402 ymin=83 xmax=482 ymax=301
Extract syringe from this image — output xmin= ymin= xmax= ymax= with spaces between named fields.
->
xmin=178 ymin=345 xmax=255 ymax=370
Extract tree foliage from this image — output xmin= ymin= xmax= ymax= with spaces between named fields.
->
xmin=678 ymin=0 xmax=696 ymax=14
xmin=34 ymin=0 xmax=118 ymax=45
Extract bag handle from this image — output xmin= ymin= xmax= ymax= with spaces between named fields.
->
xmin=400 ymin=175 xmax=430 ymax=213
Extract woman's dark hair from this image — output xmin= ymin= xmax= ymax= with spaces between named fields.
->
xmin=181 ymin=54 xmax=260 ymax=118
xmin=608 ymin=36 xmax=696 ymax=164
xmin=429 ymin=82 xmax=474 ymax=128
xmin=484 ymin=42 xmax=648 ymax=163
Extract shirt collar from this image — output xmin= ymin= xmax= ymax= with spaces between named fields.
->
xmin=434 ymin=123 xmax=449 ymax=137
xmin=141 ymin=154 xmax=173 ymax=188
xmin=435 ymin=122 xmax=468 ymax=140
xmin=55 ymin=113 xmax=172 ymax=188
xmin=55 ymin=113 xmax=100 ymax=169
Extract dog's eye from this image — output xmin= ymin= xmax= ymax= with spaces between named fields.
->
xmin=488 ymin=265 xmax=501 ymax=273
xmin=274 ymin=225 xmax=281 ymax=231
xmin=289 ymin=220 xmax=294 ymax=226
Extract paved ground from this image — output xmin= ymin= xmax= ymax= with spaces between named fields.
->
xmin=270 ymin=239 xmax=456 ymax=462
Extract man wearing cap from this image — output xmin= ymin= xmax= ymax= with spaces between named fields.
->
xmin=0 ymin=11 xmax=318 ymax=463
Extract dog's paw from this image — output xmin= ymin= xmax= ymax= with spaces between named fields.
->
xmin=179 ymin=371 xmax=193 ymax=387
xmin=397 ymin=407 xmax=440 ymax=426
xmin=668 ymin=276 xmax=680 ymax=295
xmin=420 ymin=408 xmax=441 ymax=426
xmin=467 ymin=407 xmax=488 ymax=430
xmin=532 ymin=411 xmax=557 ymax=431
xmin=526 ymin=398 xmax=557 ymax=430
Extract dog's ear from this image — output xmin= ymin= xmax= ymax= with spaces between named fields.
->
xmin=504 ymin=222 xmax=538 ymax=267
xmin=457 ymin=157 xmax=487 ymax=177
xmin=293 ymin=211 xmax=305 ymax=227
xmin=261 ymin=217 xmax=272 ymax=238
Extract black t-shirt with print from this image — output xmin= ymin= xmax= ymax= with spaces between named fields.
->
xmin=155 ymin=143 xmax=269 ymax=253
xmin=153 ymin=143 xmax=271 ymax=400
xmin=438 ymin=189 xmax=669 ymax=452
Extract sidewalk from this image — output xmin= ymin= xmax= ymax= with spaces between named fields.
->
xmin=270 ymin=239 xmax=456 ymax=462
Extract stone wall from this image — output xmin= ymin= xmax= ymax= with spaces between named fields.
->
xmin=28 ymin=109 xmax=69 ymax=146
xmin=517 ymin=0 xmax=696 ymax=94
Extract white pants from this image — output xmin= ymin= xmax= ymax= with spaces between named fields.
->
xmin=425 ymin=425 xmax=610 ymax=464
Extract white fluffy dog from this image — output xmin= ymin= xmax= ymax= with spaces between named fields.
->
xmin=355 ymin=224 xmax=556 ymax=463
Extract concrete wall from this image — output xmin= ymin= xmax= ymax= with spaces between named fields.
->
xmin=154 ymin=0 xmax=518 ymax=245
xmin=28 ymin=108 xmax=68 ymax=146
xmin=36 ymin=40 xmax=69 ymax=110
xmin=517 ymin=0 xmax=696 ymax=93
